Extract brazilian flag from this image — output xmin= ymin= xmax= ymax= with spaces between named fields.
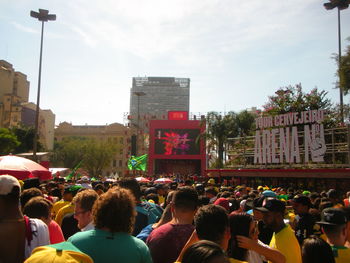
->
xmin=128 ymin=154 xmax=148 ymax=171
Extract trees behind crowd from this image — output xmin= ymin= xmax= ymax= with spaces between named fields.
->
xmin=51 ymin=136 xmax=117 ymax=176
xmin=0 ymin=126 xmax=42 ymax=155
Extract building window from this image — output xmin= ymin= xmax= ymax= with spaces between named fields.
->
xmin=119 ymin=160 xmax=122 ymax=167
xmin=113 ymin=160 xmax=117 ymax=167
xmin=120 ymin=138 xmax=123 ymax=144
xmin=120 ymin=149 xmax=123 ymax=155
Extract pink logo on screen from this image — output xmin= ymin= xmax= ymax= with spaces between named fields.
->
xmin=161 ymin=132 xmax=192 ymax=155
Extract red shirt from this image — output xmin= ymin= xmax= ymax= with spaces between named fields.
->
xmin=48 ymin=220 xmax=65 ymax=244
xmin=146 ymin=223 xmax=194 ymax=263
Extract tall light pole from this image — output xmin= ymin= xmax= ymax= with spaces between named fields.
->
xmin=30 ymin=9 xmax=56 ymax=161
xmin=324 ymin=0 xmax=350 ymax=125
xmin=133 ymin=91 xmax=146 ymax=156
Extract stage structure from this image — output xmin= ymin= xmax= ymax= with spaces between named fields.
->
xmin=148 ymin=112 xmax=206 ymax=177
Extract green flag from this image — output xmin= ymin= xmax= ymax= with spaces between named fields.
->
xmin=65 ymin=160 xmax=83 ymax=181
xmin=128 ymin=154 xmax=148 ymax=171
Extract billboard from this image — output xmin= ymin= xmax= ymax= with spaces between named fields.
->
xmin=154 ymin=128 xmax=200 ymax=155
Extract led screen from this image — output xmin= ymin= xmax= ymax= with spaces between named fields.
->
xmin=155 ymin=129 xmax=200 ymax=155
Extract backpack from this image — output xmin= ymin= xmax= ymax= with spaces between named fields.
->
xmin=136 ymin=201 xmax=163 ymax=224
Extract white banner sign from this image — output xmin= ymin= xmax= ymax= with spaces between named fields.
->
xmin=254 ymin=109 xmax=326 ymax=164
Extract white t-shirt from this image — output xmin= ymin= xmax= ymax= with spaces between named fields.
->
xmin=246 ymin=240 xmax=268 ymax=263
xmin=24 ymin=218 xmax=50 ymax=259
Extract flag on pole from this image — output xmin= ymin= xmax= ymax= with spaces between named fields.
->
xmin=128 ymin=154 xmax=148 ymax=171
xmin=65 ymin=160 xmax=83 ymax=181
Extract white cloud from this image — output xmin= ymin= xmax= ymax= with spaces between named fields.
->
xmin=11 ymin=21 xmax=38 ymax=34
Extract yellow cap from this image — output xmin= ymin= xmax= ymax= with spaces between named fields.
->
xmin=25 ymin=243 xmax=93 ymax=263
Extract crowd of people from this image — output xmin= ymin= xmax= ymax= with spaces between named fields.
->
xmin=1 ymin=174 xmax=350 ymax=263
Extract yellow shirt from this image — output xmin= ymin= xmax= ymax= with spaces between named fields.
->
xmin=55 ymin=203 xmax=75 ymax=226
xmin=51 ymin=200 xmax=70 ymax=218
xmin=269 ymin=224 xmax=302 ymax=263
xmin=332 ymin=246 xmax=350 ymax=263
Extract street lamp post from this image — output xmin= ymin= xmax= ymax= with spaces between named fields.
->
xmin=133 ymin=91 xmax=146 ymax=156
xmin=30 ymin=9 xmax=56 ymax=162
xmin=324 ymin=0 xmax=350 ymax=125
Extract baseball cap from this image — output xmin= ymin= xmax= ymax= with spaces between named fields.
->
xmin=292 ymin=195 xmax=311 ymax=207
xmin=262 ymin=190 xmax=277 ymax=198
xmin=317 ymin=208 xmax=347 ymax=226
xmin=25 ymin=242 xmax=93 ymax=263
xmin=255 ymin=198 xmax=286 ymax=214
xmin=0 ymin=175 xmax=20 ymax=195
xmin=214 ymin=197 xmax=229 ymax=211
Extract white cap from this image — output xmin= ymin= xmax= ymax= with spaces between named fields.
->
xmin=0 ymin=175 xmax=20 ymax=195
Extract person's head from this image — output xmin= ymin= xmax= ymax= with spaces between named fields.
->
xmin=172 ymin=186 xmax=199 ymax=211
xmin=0 ymin=175 xmax=21 ymax=209
xmin=327 ymin=189 xmax=339 ymax=204
xmin=302 ymin=236 xmax=335 ymax=263
xmin=291 ymin=195 xmax=311 ymax=215
xmin=155 ymin=184 xmax=167 ymax=196
xmin=93 ymin=184 xmax=105 ymax=195
xmin=20 ymin=187 xmax=43 ymax=208
xmin=195 ymin=204 xmax=230 ymax=250
xmin=73 ymin=189 xmax=99 ymax=230
xmin=205 ymin=187 xmax=218 ymax=199
xmin=255 ymin=198 xmax=285 ymax=231
xmin=23 ymin=196 xmax=52 ymax=225
xmin=92 ymin=186 xmax=136 ymax=234
xmin=227 ymin=212 xmax=256 ymax=261
xmin=318 ymin=208 xmax=348 ymax=246
xmin=182 ymin=240 xmax=228 ymax=263
xmin=118 ymin=178 xmax=142 ymax=201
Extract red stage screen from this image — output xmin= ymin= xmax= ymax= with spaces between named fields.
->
xmin=155 ymin=129 xmax=200 ymax=155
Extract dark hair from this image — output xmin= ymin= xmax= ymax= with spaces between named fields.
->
xmin=182 ymin=240 xmax=227 ymax=263
xmin=72 ymin=189 xmax=98 ymax=211
xmin=118 ymin=178 xmax=142 ymax=200
xmin=93 ymin=186 xmax=136 ymax=234
xmin=93 ymin=184 xmax=105 ymax=192
xmin=227 ymin=212 xmax=253 ymax=261
xmin=49 ymin=187 xmax=62 ymax=200
xmin=173 ymin=186 xmax=198 ymax=211
xmin=195 ymin=204 xmax=229 ymax=244
xmin=23 ymin=196 xmax=52 ymax=219
xmin=20 ymin=187 xmax=43 ymax=208
xmin=302 ymin=236 xmax=335 ymax=263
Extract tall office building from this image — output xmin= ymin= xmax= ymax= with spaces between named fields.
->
xmin=129 ymin=76 xmax=190 ymax=132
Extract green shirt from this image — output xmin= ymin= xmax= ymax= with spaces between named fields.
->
xmin=68 ymin=229 xmax=153 ymax=263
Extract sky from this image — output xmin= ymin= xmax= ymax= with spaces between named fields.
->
xmin=1 ymin=0 xmax=350 ymax=126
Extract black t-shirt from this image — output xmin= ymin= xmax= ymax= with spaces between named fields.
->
xmin=294 ymin=213 xmax=315 ymax=244
xmin=258 ymin=220 xmax=273 ymax=245
xmin=61 ymin=213 xmax=80 ymax=240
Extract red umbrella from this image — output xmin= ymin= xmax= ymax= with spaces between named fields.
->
xmin=135 ymin=176 xmax=150 ymax=183
xmin=154 ymin=178 xmax=173 ymax=184
xmin=0 ymin=155 xmax=52 ymax=181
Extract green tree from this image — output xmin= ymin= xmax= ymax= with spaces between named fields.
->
xmin=83 ymin=140 xmax=117 ymax=176
xmin=235 ymin=110 xmax=256 ymax=136
xmin=203 ymin=111 xmax=239 ymax=168
xmin=51 ymin=136 xmax=88 ymax=168
xmin=52 ymin=136 xmax=117 ymax=177
xmin=11 ymin=126 xmax=42 ymax=153
xmin=0 ymin=128 xmax=20 ymax=155
xmin=262 ymin=84 xmax=336 ymax=126
xmin=339 ymin=39 xmax=350 ymax=95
